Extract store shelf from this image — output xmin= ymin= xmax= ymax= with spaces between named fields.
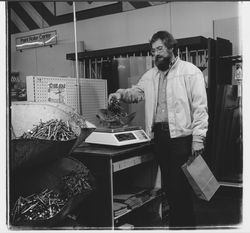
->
xmin=66 ymin=43 xmax=150 ymax=60
xmin=114 ymin=194 xmax=162 ymax=220
xmin=112 ymin=153 xmax=154 ymax=172
xmin=72 ymin=143 xmax=160 ymax=228
xmin=219 ymin=55 xmax=242 ymax=64
xmin=177 ymin=36 xmax=208 ymax=50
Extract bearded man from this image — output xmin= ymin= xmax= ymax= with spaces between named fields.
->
xmin=109 ymin=31 xmax=208 ymax=229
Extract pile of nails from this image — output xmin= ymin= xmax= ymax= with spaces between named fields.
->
xmin=20 ymin=119 xmax=77 ymax=141
xmin=11 ymin=189 xmax=67 ymax=223
xmin=11 ymin=171 xmax=93 ymax=224
xmin=61 ymin=171 xmax=92 ymax=198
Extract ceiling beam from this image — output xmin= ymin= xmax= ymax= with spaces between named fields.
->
xmin=9 ymin=2 xmax=39 ymax=31
xmin=29 ymin=1 xmax=56 ymax=26
xmin=128 ymin=1 xmax=151 ymax=9
xmin=9 ymin=20 xmax=21 ymax=34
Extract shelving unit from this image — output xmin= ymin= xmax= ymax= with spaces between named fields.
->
xmin=113 ymin=153 xmax=154 ymax=172
xmin=72 ymin=142 xmax=163 ymax=229
xmin=113 ymin=193 xmax=163 ymax=220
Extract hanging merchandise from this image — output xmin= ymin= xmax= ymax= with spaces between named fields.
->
xmin=136 ymin=55 xmax=147 ymax=76
xmin=195 ymin=50 xmax=199 ymax=66
xmin=89 ymin=59 xmax=92 ymax=79
xmin=48 ymin=82 xmax=67 ymax=103
xmin=117 ymin=56 xmax=130 ymax=113
xmin=128 ymin=55 xmax=147 ymax=130
xmin=87 ymin=59 xmax=99 ymax=79
xmin=128 ymin=74 xmax=145 ymax=130
xmin=10 ymin=72 xmax=27 ymax=101
xmin=234 ymin=63 xmax=242 ymax=97
xmin=101 ymin=58 xmax=119 ymax=95
xmin=235 ymin=64 xmax=242 ymax=81
xmin=94 ymin=59 xmax=98 ymax=78
xmin=146 ymin=52 xmax=153 ymax=70
xmin=129 ymin=55 xmax=147 ymax=77
xmin=185 ymin=47 xmax=189 ymax=61
xmin=199 ymin=50 xmax=208 ymax=87
xmin=128 ymin=55 xmax=136 ymax=77
xmin=117 ymin=56 xmax=130 ymax=89
xmin=202 ymin=67 xmax=209 ymax=88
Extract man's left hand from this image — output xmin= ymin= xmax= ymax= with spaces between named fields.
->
xmin=187 ymin=141 xmax=204 ymax=165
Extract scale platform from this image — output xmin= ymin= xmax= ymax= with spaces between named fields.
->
xmin=85 ymin=126 xmax=150 ymax=146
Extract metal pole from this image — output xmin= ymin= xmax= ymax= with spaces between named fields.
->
xmin=73 ymin=2 xmax=82 ymax=114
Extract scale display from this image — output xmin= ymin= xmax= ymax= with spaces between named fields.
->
xmin=115 ymin=133 xmax=136 ymax=142
xmin=85 ymin=126 xmax=150 ymax=146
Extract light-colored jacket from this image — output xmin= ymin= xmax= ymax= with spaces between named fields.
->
xmin=117 ymin=57 xmax=208 ymax=142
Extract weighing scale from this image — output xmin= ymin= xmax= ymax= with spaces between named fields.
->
xmin=85 ymin=126 xmax=150 ymax=146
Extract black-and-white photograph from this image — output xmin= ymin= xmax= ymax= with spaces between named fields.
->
xmin=3 ymin=1 xmax=249 ymax=232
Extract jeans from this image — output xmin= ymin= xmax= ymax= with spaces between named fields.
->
xmin=153 ymin=123 xmax=196 ymax=228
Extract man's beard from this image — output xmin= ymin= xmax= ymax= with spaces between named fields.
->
xmin=155 ymin=55 xmax=171 ymax=71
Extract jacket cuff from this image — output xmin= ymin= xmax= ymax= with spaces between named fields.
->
xmin=116 ymin=89 xmax=125 ymax=98
xmin=192 ymin=135 xmax=205 ymax=143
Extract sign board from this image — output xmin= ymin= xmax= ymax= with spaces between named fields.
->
xmin=16 ymin=30 xmax=57 ymax=51
xmin=47 ymin=81 xmax=67 ymax=103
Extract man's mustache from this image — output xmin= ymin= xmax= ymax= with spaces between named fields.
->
xmin=155 ymin=55 xmax=163 ymax=60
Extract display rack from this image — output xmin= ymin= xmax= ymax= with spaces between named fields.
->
xmin=66 ymin=36 xmax=208 ymax=61
xmin=66 ymin=36 xmax=210 ymax=81
xmin=26 ymin=75 xmax=107 ymax=126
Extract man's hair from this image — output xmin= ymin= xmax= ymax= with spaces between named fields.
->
xmin=149 ymin=31 xmax=178 ymax=55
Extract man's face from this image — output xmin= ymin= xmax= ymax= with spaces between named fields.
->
xmin=151 ymin=39 xmax=173 ymax=71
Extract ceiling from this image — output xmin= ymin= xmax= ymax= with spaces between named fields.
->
xmin=8 ymin=1 xmax=166 ymax=35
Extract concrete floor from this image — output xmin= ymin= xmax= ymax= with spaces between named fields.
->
xmin=193 ymin=185 xmax=242 ymax=230
xmin=139 ymin=184 xmax=243 ymax=230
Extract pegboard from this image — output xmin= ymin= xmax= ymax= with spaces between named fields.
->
xmin=26 ymin=76 xmax=107 ymax=125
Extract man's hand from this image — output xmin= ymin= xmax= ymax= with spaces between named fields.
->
xmin=108 ymin=93 xmax=121 ymax=105
xmin=187 ymin=141 xmax=204 ymax=165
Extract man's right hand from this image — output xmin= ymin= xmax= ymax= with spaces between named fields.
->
xmin=108 ymin=92 xmax=121 ymax=105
